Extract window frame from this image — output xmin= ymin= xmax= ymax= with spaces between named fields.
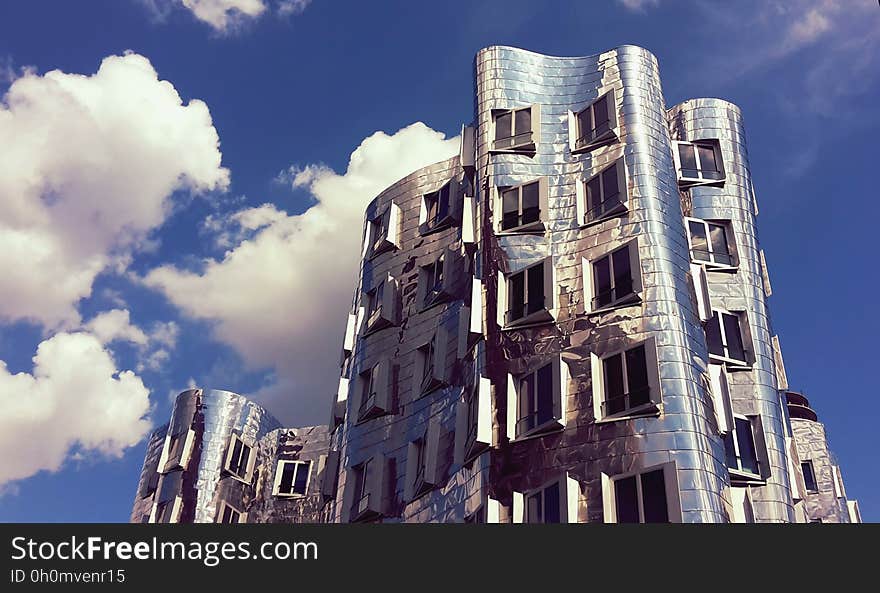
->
xmin=801 ymin=460 xmax=819 ymax=493
xmin=493 ymin=177 xmax=549 ymax=234
xmin=365 ymin=203 xmax=401 ymax=259
xmin=223 ymin=433 xmax=255 ymax=484
xmin=684 ymin=217 xmax=737 ymax=270
xmin=706 ymin=309 xmax=752 ymax=369
xmin=491 ymin=105 xmax=539 ymax=153
xmin=412 ymin=327 xmax=449 ymax=399
xmin=507 ymin=357 xmax=569 ymax=441
xmin=582 ymin=240 xmax=642 ymax=314
xmin=151 ymin=495 xmax=183 ymax=524
xmin=455 ymin=375 xmax=492 ymax=465
xmin=419 ymin=178 xmax=460 ymax=235
xmin=404 ymin=419 xmax=442 ymax=502
xmin=349 ymin=454 xmax=386 ymax=523
xmin=159 ymin=427 xmax=195 ymax=474
xmin=576 ymin=157 xmax=628 ymax=226
xmin=216 ymin=500 xmax=246 ymax=524
xmin=723 ymin=414 xmax=770 ymax=484
xmin=591 ymin=337 xmax=661 ymax=422
xmin=672 ymin=140 xmax=726 ymax=186
xmin=272 ymin=459 xmax=312 ymax=498
xmin=417 ymin=248 xmax=458 ymax=311
xmin=498 ymin=258 xmax=556 ymax=330
xmin=569 ymin=90 xmax=618 ymax=153
xmin=356 ymin=359 xmax=392 ymax=422
xmin=361 ymin=274 xmax=397 ymax=335
xmin=603 ymin=462 xmax=682 ymax=523
xmin=513 ymin=474 xmax=580 ymax=524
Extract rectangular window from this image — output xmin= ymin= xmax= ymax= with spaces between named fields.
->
xmin=526 ymin=481 xmax=561 ymax=524
xmin=706 ymin=310 xmax=750 ymax=366
xmin=686 ymin=218 xmax=735 ymax=267
xmin=573 ymin=91 xmax=617 ymax=151
xmin=405 ymin=420 xmax=441 ymax=502
xmin=365 ymin=281 xmax=385 ymax=329
xmin=414 ymin=328 xmax=448 ymax=397
xmin=592 ymin=338 xmax=660 ymax=422
xmin=516 ymin=363 xmax=555 ymax=438
xmin=502 ymin=259 xmax=554 ymax=327
xmin=349 ymin=455 xmax=386 ymax=522
xmin=351 ymin=458 xmax=372 ymax=520
xmin=421 ymin=258 xmax=444 ymax=307
xmin=161 ymin=428 xmax=194 ymax=474
xmin=153 ymin=497 xmax=181 ymax=524
xmin=587 ymin=242 xmax=640 ymax=311
xmin=273 ymin=460 xmax=312 ymax=497
xmin=493 ymin=106 xmax=536 ymax=151
xmin=223 ymin=434 xmax=253 ymax=482
xmin=367 ymin=204 xmax=400 ymax=257
xmin=357 ymin=360 xmax=391 ymax=421
xmin=418 ymin=250 xmax=458 ymax=310
xmin=217 ymin=501 xmax=244 ymax=524
xmin=362 ymin=275 xmax=396 ymax=334
xmin=607 ymin=465 xmax=678 ymax=523
xmin=497 ymin=178 xmax=547 ymax=233
xmin=582 ymin=159 xmax=626 ymax=224
xmin=675 ymin=140 xmax=725 ymax=184
xmin=455 ymin=376 xmax=492 ymax=465
xmin=424 ymin=182 xmax=452 ymax=229
xmin=802 ymin=460 xmax=818 ymax=492
xmin=723 ymin=415 xmax=765 ymax=481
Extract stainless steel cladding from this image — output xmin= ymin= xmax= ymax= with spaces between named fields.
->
xmin=131 ymin=45 xmax=861 ymax=524
xmin=129 ymin=389 xmax=331 ymax=523
xmin=786 ymin=392 xmax=861 ymax=523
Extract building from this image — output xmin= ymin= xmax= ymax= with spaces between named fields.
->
xmin=131 ymin=389 xmax=332 ymax=524
xmin=131 ymin=45 xmax=860 ymax=524
xmin=785 ymin=391 xmax=861 ymax=523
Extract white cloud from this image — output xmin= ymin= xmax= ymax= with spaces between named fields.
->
xmin=0 ymin=332 xmax=152 ymax=485
xmin=144 ymin=122 xmax=459 ymax=422
xmin=618 ymin=0 xmax=658 ymax=11
xmin=0 ymin=52 xmax=229 ymax=329
xmin=85 ymin=309 xmax=149 ymax=346
xmin=182 ymin=0 xmax=267 ymax=31
xmin=143 ymin=0 xmax=310 ymax=32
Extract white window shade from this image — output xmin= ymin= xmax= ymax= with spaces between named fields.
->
xmin=455 ymin=376 xmax=493 ymax=464
xmin=708 ymin=364 xmax=733 ymax=434
xmin=690 ymin=263 xmax=712 ymax=322
xmin=321 ymin=450 xmax=340 ymax=499
xmin=772 ymin=335 xmax=789 ymax=391
xmin=462 ymin=195 xmax=476 ymax=244
xmin=342 ymin=313 xmax=357 ymax=355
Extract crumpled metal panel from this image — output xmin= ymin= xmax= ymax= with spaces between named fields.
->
xmin=668 ymin=98 xmax=794 ymax=522
xmin=790 ymin=414 xmax=857 ymax=523
xmin=329 ymin=154 xmax=490 ymax=523
xmin=476 ymin=45 xmax=729 ymax=522
xmin=130 ymin=388 xmax=332 ymax=523
xmin=129 ymin=423 xmax=168 ymax=523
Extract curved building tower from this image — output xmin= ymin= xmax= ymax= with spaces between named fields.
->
xmin=326 ymin=45 xmax=808 ymax=523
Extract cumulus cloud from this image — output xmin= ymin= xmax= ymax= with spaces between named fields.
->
xmin=144 ymin=122 xmax=459 ymax=422
xmin=0 ymin=332 xmax=152 ymax=485
xmin=0 ymin=52 xmax=229 ymax=329
xmin=84 ymin=309 xmax=149 ymax=346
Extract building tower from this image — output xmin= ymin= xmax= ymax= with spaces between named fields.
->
xmin=326 ymin=45 xmax=806 ymax=523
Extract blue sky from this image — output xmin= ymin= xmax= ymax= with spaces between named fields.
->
xmin=0 ymin=0 xmax=877 ymax=522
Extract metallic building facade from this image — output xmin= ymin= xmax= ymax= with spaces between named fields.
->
xmin=131 ymin=45 xmax=860 ymax=524
xmin=130 ymin=389 xmax=331 ymax=524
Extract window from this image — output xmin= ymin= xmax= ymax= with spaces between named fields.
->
xmin=217 ymin=501 xmax=244 ymax=524
xmin=362 ymin=275 xmax=397 ymax=334
xmin=802 ymin=461 xmax=818 ymax=492
xmin=685 ymin=218 xmax=736 ymax=268
xmin=405 ymin=420 xmax=441 ymax=502
xmin=413 ymin=328 xmax=449 ymax=398
xmin=223 ymin=434 xmax=254 ymax=483
xmin=583 ymin=241 xmax=641 ymax=312
xmin=273 ymin=460 xmax=311 ymax=497
xmin=356 ymin=360 xmax=391 ymax=422
xmin=152 ymin=497 xmax=182 ymax=524
xmin=365 ymin=203 xmax=401 ymax=258
xmin=513 ymin=475 xmax=580 ymax=523
xmin=723 ymin=415 xmax=768 ymax=482
xmin=592 ymin=340 xmax=660 ymax=421
xmin=604 ymin=464 xmax=680 ymax=523
xmin=492 ymin=105 xmax=537 ymax=151
xmin=499 ymin=259 xmax=555 ymax=328
xmin=578 ymin=159 xmax=626 ymax=225
xmin=424 ymin=182 xmax=452 ymax=229
xmin=571 ymin=91 xmax=617 ymax=151
xmin=506 ymin=357 xmax=568 ymax=441
xmin=160 ymin=428 xmax=195 ymax=474
xmin=349 ymin=455 xmax=386 ymax=522
xmin=674 ymin=140 xmax=725 ymax=185
xmin=455 ymin=376 xmax=492 ymax=464
xmin=495 ymin=178 xmax=548 ymax=233
xmin=418 ymin=249 xmax=457 ymax=310
xmin=706 ymin=310 xmax=751 ymax=367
